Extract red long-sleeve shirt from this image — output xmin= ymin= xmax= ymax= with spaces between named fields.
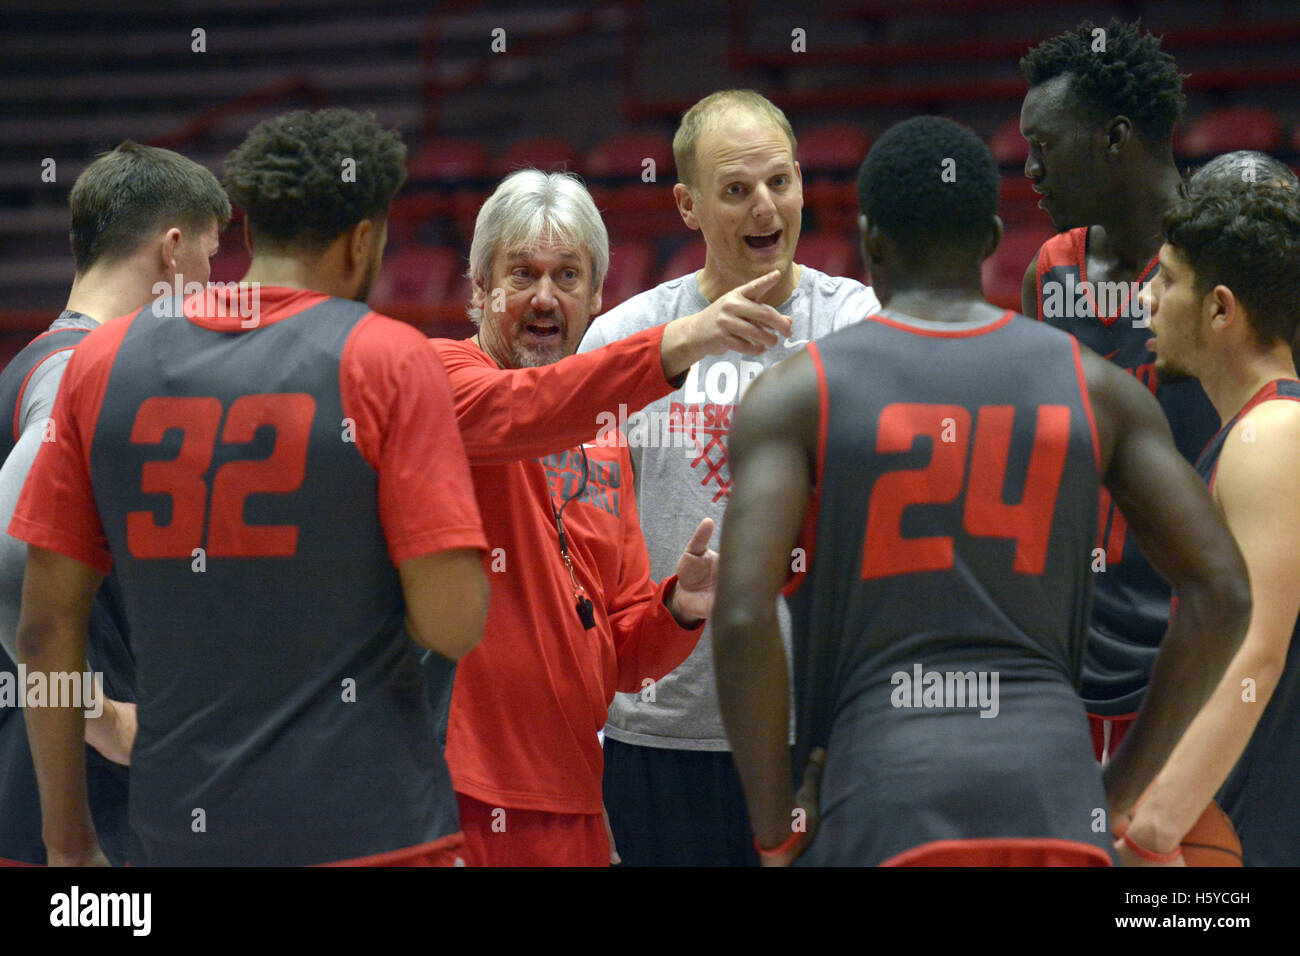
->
xmin=435 ymin=326 xmax=705 ymax=814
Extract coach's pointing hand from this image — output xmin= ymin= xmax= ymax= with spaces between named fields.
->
xmin=659 ymin=271 xmax=794 ymax=379
xmin=666 ymin=518 xmax=717 ymax=627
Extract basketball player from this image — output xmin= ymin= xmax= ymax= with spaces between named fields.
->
xmin=713 ymin=116 xmax=1250 ymax=866
xmin=1019 ymin=19 xmax=1221 ymax=763
xmin=434 ymin=168 xmax=792 ymax=866
xmin=0 ymin=142 xmax=229 ymax=865
xmin=10 ymin=109 xmax=488 ymax=866
xmin=1122 ymin=183 xmax=1300 ymax=865
xmin=577 ymin=89 xmax=879 ymax=866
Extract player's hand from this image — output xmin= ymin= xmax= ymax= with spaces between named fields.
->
xmin=1114 ymin=815 xmax=1186 ymax=867
xmin=760 ymin=748 xmax=826 ymax=867
xmin=84 ymin=686 xmax=137 ymax=766
xmin=602 ymin=803 xmax=621 ymax=866
xmin=660 ymin=271 xmax=794 ymax=377
xmin=667 ymin=518 xmax=717 ymax=626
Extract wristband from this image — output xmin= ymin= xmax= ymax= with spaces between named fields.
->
xmin=754 ymin=828 xmax=803 ymax=859
xmin=1122 ymin=828 xmax=1183 ymax=863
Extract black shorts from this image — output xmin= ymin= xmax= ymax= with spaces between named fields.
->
xmin=601 ymin=737 xmax=758 ymax=867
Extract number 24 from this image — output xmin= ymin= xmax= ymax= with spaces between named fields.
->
xmin=860 ymin=402 xmax=1071 ymax=580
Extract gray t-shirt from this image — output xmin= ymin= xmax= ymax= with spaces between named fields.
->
xmin=0 ymin=311 xmax=97 ymax=660
xmin=577 ymin=265 xmax=880 ymax=749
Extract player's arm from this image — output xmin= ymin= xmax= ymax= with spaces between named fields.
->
xmin=398 ymin=550 xmax=488 ymax=660
xmin=348 ymin=318 xmax=491 ymax=661
xmin=0 ymin=355 xmax=135 ymax=764
xmin=1081 ymin=348 xmax=1252 ymax=815
xmin=16 ymin=544 xmax=108 ymax=866
xmin=440 ymin=271 xmax=793 ymax=465
xmin=0 ymin=350 xmax=73 ymax=660
xmin=1021 ymin=252 xmax=1040 ymax=320
xmin=1123 ymin=401 xmax=1300 ymax=856
xmin=713 ymin=349 xmax=818 ymax=860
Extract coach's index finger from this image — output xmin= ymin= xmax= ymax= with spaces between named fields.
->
xmin=731 ymin=271 xmax=794 ymax=336
xmin=736 ymin=269 xmax=783 ymax=301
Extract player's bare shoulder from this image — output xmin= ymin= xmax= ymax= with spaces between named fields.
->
xmin=1214 ymin=395 xmax=1300 ymax=501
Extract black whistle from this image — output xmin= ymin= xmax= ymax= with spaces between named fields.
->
xmin=576 ymin=596 xmax=596 ymax=630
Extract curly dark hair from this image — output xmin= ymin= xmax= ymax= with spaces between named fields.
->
xmin=1020 ymin=18 xmax=1185 ymax=143
xmin=1162 ymin=183 xmax=1300 ymax=347
xmin=857 ymin=116 xmax=1000 ymax=260
xmin=223 ymin=108 xmax=406 ymax=252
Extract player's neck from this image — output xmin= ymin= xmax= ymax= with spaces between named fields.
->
xmin=1201 ymin=347 xmax=1299 ymax=422
xmin=243 ymin=252 xmax=355 ymax=301
xmin=881 ymin=277 xmax=995 ymax=324
xmin=64 ymin=264 xmax=158 ymax=325
xmin=1095 ymin=164 xmax=1184 ymax=271
xmin=697 ymin=262 xmax=800 ymax=306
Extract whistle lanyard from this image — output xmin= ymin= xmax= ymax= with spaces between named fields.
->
xmin=549 ymin=445 xmax=596 ymax=630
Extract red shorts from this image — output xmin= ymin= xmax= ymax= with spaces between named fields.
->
xmin=318 ymin=831 xmax=466 ymax=867
xmin=881 ymin=838 xmax=1112 ymax=867
xmin=456 ymin=793 xmax=609 ymax=867
xmin=1088 ymin=712 xmax=1136 ymax=764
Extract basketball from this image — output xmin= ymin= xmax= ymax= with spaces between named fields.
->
xmin=1181 ymin=801 xmax=1244 ymax=867
xmin=1114 ymin=799 xmax=1243 ymax=866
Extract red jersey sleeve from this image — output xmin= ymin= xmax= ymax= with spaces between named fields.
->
xmin=341 ymin=315 xmax=487 ymax=565
xmin=432 ymin=325 xmax=678 ymax=464
xmin=7 ymin=318 xmax=135 ymax=575
xmin=601 ymin=446 xmax=704 ymax=693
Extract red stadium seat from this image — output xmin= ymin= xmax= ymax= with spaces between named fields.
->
xmin=495 ymin=137 xmax=581 ymax=176
xmin=989 ymin=118 xmax=1028 ymax=167
xmin=399 ymin=139 xmax=491 ymax=240
xmin=659 ymin=240 xmax=707 ymax=285
xmin=798 ymin=123 xmax=872 ymax=172
xmin=587 ymin=131 xmax=679 ymax=241
xmin=982 ymin=226 xmax=1053 ymax=312
xmin=409 ymin=139 xmax=489 ymax=180
xmin=370 ymin=245 xmax=462 ymax=309
xmin=599 ymin=241 xmax=654 ymax=312
xmin=587 ymin=131 xmax=674 ymax=179
xmin=797 ymin=231 xmax=858 ymax=278
xmin=800 ymin=123 xmax=872 ymax=234
xmin=1182 ymin=107 xmax=1284 ymax=157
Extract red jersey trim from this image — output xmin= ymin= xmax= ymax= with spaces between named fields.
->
xmin=1079 ymin=229 xmax=1158 ymax=328
xmin=6 ymin=513 xmax=112 ymax=576
xmin=0 ymin=856 xmax=40 ymax=867
xmin=182 ymin=287 xmax=335 ymax=333
xmin=782 ymin=342 xmax=828 ymax=598
xmin=316 ymin=830 xmax=466 ymax=867
xmin=867 ymin=310 xmax=1015 ymax=339
xmin=12 ymin=343 xmax=80 ymax=440
xmin=879 ymin=836 xmax=1113 ymax=867
xmin=1207 ymin=378 xmax=1300 ymax=492
xmin=1070 ymin=338 xmax=1102 ymax=477
xmin=1034 ymin=229 xmax=1085 ymax=322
